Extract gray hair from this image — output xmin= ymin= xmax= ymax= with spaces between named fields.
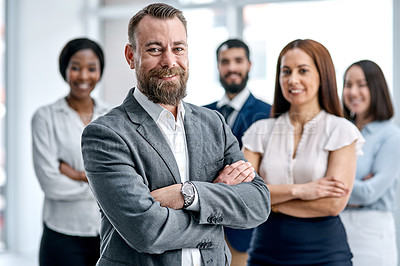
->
xmin=127 ymin=3 xmax=187 ymax=49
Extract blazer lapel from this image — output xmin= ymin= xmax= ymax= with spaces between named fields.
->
xmin=231 ymin=93 xmax=255 ymax=135
xmin=123 ymin=89 xmax=182 ymax=184
xmin=182 ymin=103 xmax=204 ymax=182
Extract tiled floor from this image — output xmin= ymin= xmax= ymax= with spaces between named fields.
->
xmin=0 ymin=252 xmax=37 ymax=266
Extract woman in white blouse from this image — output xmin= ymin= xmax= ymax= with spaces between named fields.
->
xmin=243 ymin=39 xmax=364 ymax=266
xmin=32 ymin=38 xmax=109 ymax=266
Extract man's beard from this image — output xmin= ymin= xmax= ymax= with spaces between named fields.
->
xmin=136 ymin=66 xmax=188 ymax=106
xmin=220 ymin=72 xmax=249 ymax=94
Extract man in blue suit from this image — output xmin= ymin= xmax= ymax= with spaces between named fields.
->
xmin=204 ymin=39 xmax=271 ymax=266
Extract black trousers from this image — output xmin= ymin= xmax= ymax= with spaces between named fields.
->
xmin=39 ymin=223 xmax=100 ymax=266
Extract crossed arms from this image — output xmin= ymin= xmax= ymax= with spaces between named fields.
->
xmin=244 ymin=141 xmax=357 ymax=218
xmin=81 ymin=113 xmax=270 ymax=254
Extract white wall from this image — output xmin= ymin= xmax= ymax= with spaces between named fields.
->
xmin=5 ymin=0 xmax=97 ymax=261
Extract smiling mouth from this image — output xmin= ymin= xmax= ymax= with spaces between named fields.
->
xmin=226 ymin=73 xmax=241 ymax=79
xmin=77 ymin=83 xmax=91 ymax=89
xmin=289 ymin=89 xmax=303 ymax=93
xmin=350 ymin=99 xmax=362 ymax=104
xmin=161 ymin=74 xmax=176 ymax=78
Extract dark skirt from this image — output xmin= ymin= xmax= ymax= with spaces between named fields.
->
xmin=248 ymin=212 xmax=353 ymax=266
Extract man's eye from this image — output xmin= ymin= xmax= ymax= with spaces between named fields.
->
xmin=174 ymin=47 xmax=185 ymax=53
xmin=148 ymin=48 xmax=161 ymax=53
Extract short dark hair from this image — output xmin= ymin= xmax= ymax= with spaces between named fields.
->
xmin=128 ymin=3 xmax=187 ymax=49
xmin=343 ymin=60 xmax=393 ymax=121
xmin=216 ymin=39 xmax=250 ymax=61
xmin=59 ymin=37 xmax=105 ymax=82
xmin=271 ymin=39 xmax=343 ymax=118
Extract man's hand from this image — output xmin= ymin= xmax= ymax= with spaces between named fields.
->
xmin=59 ymin=161 xmax=88 ymax=182
xmin=151 ymin=184 xmax=184 ymax=210
xmin=213 ymin=160 xmax=255 ymax=185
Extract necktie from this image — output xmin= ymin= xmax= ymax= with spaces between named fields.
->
xmin=220 ymin=105 xmax=234 ymax=122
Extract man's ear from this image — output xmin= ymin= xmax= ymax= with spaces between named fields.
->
xmin=125 ymin=44 xmax=135 ymax=69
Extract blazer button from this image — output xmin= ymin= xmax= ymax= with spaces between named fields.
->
xmin=217 ymin=217 xmax=223 ymax=223
xmin=206 ymin=242 xmax=212 ymax=248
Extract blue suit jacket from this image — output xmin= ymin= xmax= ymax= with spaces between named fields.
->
xmin=204 ymin=93 xmax=271 ymax=252
xmin=204 ymin=93 xmax=271 ymax=148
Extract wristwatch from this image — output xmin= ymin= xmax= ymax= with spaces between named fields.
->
xmin=181 ymin=181 xmax=195 ymax=209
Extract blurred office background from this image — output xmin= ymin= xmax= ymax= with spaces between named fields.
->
xmin=0 ymin=0 xmax=399 ymax=265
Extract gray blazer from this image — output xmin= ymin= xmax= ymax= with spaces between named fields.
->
xmin=81 ymin=88 xmax=270 ymax=266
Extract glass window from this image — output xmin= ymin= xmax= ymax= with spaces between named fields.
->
xmin=183 ymin=7 xmax=229 ymax=105
xmin=100 ymin=0 xmax=393 ymax=108
xmin=243 ymin=0 xmax=393 ymax=104
xmin=101 ymin=6 xmax=229 ymax=107
xmin=102 ymin=18 xmax=136 ymax=106
xmin=0 ymin=0 xmax=6 ymax=252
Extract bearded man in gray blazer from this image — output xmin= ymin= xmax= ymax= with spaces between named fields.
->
xmin=81 ymin=3 xmax=270 ymax=266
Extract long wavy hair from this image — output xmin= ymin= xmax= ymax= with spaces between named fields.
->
xmin=271 ymin=39 xmax=343 ymax=118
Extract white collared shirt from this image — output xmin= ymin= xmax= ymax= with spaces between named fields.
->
xmin=32 ymin=97 xmax=109 ymax=236
xmin=216 ymin=87 xmax=250 ymax=127
xmin=134 ymin=88 xmax=201 ymax=266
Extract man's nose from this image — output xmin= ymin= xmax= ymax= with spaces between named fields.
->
xmin=226 ymin=62 xmax=238 ymax=72
xmin=160 ymin=51 xmax=177 ymax=68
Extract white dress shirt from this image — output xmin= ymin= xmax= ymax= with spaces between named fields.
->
xmin=32 ymin=97 xmax=109 ymax=236
xmin=134 ymin=88 xmax=201 ymax=266
xmin=216 ymin=87 xmax=250 ymax=127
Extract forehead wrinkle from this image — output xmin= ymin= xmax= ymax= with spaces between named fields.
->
xmin=173 ymin=40 xmax=187 ymax=46
xmin=143 ymin=40 xmax=187 ymax=49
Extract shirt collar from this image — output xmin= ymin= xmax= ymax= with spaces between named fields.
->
xmin=55 ymin=97 xmax=106 ymax=116
xmin=133 ymin=87 xmax=185 ymax=123
xmin=216 ymin=87 xmax=250 ymax=111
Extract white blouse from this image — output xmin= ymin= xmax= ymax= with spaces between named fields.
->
xmin=242 ymin=110 xmax=364 ymax=185
xmin=32 ymin=97 xmax=109 ymax=236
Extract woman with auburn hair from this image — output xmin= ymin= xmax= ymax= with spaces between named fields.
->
xmin=243 ymin=39 xmax=364 ymax=265
xmin=340 ymin=60 xmax=400 ymax=266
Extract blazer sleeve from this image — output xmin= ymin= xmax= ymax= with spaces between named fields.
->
xmin=193 ymin=111 xmax=271 ymax=228
xmin=81 ymin=121 xmax=224 ymax=254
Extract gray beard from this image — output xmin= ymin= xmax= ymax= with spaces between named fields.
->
xmin=136 ymin=66 xmax=188 ymax=106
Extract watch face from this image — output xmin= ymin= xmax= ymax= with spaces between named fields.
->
xmin=183 ymin=182 xmax=195 ymax=196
